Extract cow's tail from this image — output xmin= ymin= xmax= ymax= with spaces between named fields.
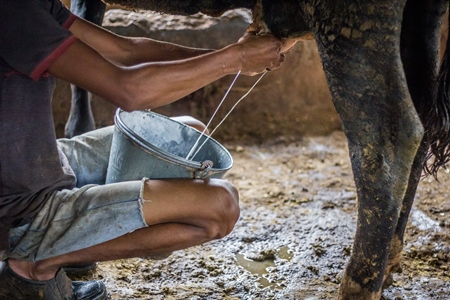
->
xmin=425 ymin=11 xmax=450 ymax=177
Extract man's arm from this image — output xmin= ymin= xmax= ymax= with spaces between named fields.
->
xmin=48 ymin=16 xmax=283 ymax=112
xmin=68 ymin=16 xmax=214 ymax=66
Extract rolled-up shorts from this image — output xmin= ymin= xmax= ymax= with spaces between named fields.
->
xmin=1 ymin=126 xmax=148 ymax=262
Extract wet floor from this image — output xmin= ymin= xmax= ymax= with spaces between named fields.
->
xmin=79 ymin=131 xmax=450 ymax=299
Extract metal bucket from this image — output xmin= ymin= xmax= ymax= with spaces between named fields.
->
xmin=105 ymin=109 xmax=233 ymax=183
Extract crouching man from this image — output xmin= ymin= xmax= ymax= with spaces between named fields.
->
xmin=0 ymin=0 xmax=293 ymax=299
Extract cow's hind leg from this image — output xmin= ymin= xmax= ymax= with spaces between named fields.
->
xmin=309 ymin=2 xmax=423 ymax=298
xmin=65 ymin=0 xmax=106 ymax=138
xmin=383 ymin=0 xmax=448 ymax=288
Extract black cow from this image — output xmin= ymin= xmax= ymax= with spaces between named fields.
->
xmin=74 ymin=0 xmax=450 ymax=299
xmin=65 ymin=0 xmax=106 ymax=138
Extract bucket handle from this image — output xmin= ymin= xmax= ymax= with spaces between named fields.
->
xmin=194 ymin=160 xmax=214 ymax=178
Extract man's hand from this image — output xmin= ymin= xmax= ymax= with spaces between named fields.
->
xmin=235 ymin=32 xmax=284 ymax=76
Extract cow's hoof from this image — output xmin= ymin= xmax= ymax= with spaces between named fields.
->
xmin=338 ymin=275 xmax=382 ymax=300
xmin=383 ymin=239 xmax=403 ymax=289
xmin=382 ymin=261 xmax=402 ymax=289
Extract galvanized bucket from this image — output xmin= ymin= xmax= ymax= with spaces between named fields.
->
xmin=105 ymin=109 xmax=233 ymax=183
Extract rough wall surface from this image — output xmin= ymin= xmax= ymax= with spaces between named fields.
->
xmin=52 ymin=8 xmax=340 ymax=142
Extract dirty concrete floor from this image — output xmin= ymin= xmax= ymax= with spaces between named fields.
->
xmin=77 ymin=131 xmax=450 ymax=299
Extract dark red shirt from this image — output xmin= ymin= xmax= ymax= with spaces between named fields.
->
xmin=0 ymin=0 xmax=78 ymax=250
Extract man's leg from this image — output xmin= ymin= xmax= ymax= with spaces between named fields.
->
xmin=171 ymin=115 xmax=209 ymax=133
xmin=8 ymin=177 xmax=239 ymax=281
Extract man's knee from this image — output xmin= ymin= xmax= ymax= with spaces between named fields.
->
xmin=205 ymin=180 xmax=240 ymax=239
xmin=171 ymin=115 xmax=209 ymax=133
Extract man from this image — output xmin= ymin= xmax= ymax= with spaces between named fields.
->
xmin=0 ymin=0 xmax=289 ymax=298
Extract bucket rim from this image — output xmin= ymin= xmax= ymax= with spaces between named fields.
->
xmin=114 ymin=109 xmax=234 ymax=171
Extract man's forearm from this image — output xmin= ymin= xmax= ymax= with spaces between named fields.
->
xmin=69 ymin=16 xmax=214 ymax=66
xmin=118 ymin=38 xmax=214 ymax=66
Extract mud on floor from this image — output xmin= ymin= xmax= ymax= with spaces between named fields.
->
xmin=77 ymin=131 xmax=450 ymax=299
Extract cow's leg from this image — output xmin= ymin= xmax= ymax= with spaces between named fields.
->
xmin=383 ymin=0 xmax=448 ymax=288
xmin=307 ymin=1 xmax=423 ymax=298
xmin=65 ymin=0 xmax=106 ymax=138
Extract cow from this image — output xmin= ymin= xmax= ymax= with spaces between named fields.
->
xmin=71 ymin=0 xmax=450 ymax=299
xmin=65 ymin=0 xmax=106 ymax=137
